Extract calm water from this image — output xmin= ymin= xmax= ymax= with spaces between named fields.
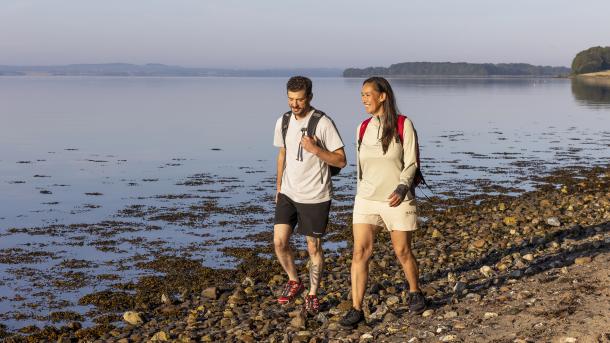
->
xmin=0 ymin=76 xmax=608 ymax=329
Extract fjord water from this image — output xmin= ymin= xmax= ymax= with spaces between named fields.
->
xmin=0 ymin=76 xmax=608 ymax=329
xmin=1 ymin=77 xmax=607 ymax=227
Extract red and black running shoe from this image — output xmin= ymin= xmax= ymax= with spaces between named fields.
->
xmin=277 ymin=280 xmax=304 ymax=304
xmin=304 ymin=294 xmax=320 ymax=315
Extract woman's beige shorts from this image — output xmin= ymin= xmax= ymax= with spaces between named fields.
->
xmin=353 ymin=196 xmax=418 ymax=231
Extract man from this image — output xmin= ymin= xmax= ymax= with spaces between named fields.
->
xmin=272 ymin=76 xmax=346 ymax=315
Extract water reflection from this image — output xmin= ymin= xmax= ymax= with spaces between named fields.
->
xmin=571 ymin=77 xmax=610 ymax=108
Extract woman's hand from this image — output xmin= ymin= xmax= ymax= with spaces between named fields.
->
xmin=387 ymin=184 xmax=408 ymax=207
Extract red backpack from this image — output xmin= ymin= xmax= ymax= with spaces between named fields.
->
xmin=357 ymin=115 xmax=426 ymax=192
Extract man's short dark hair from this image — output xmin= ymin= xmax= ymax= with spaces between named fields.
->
xmin=287 ymin=76 xmax=312 ymax=96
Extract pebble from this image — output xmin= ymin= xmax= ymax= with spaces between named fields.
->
xmin=522 ymin=254 xmax=534 ymax=262
xmin=480 ymin=265 xmax=493 ymax=278
xmin=315 ymin=312 xmax=329 ymax=323
xmin=484 ymin=312 xmax=498 ymax=319
xmin=161 ymin=293 xmax=172 ymax=305
xmin=360 ymin=333 xmax=374 ymax=341
xmin=383 ymin=312 xmax=398 ymax=323
xmin=453 ymin=281 xmax=466 ymax=295
xmin=440 ymin=334 xmax=458 ymax=342
xmin=546 ymin=217 xmax=561 ymax=227
xmin=444 ymin=311 xmax=458 ymax=319
xmin=150 ymin=331 xmax=169 ymax=341
xmin=503 ymin=216 xmax=517 ymax=226
xmin=509 ymin=270 xmax=523 ymax=279
xmin=422 ymin=309 xmax=434 ymax=317
xmin=539 ymin=199 xmax=552 ymax=208
xmin=123 ymin=311 xmax=144 ymax=326
xmin=473 ymin=239 xmax=486 ymax=248
xmin=386 ymin=295 xmax=400 ymax=306
xmin=574 ymin=256 xmax=592 ymax=265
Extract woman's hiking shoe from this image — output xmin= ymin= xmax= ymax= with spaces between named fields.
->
xmin=408 ymin=291 xmax=426 ymax=314
xmin=339 ymin=308 xmax=364 ymax=327
xmin=277 ymin=280 xmax=304 ymax=304
xmin=304 ymin=294 xmax=320 ymax=315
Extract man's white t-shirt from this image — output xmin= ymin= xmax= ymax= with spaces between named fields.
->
xmin=273 ymin=109 xmax=344 ymax=204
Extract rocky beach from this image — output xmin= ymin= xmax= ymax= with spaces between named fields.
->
xmin=1 ymin=164 xmax=608 ymax=342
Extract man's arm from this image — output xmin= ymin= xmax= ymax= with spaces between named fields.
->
xmin=301 ymin=136 xmax=346 ymax=168
xmin=276 ymin=147 xmax=286 ymax=203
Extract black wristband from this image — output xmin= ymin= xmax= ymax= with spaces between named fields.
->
xmin=394 ymin=184 xmax=408 ymax=200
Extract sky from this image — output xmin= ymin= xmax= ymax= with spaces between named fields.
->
xmin=1 ymin=0 xmax=608 ymax=68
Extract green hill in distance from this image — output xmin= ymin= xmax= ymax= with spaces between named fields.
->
xmin=571 ymin=46 xmax=610 ymax=75
xmin=344 ymin=62 xmax=570 ymax=77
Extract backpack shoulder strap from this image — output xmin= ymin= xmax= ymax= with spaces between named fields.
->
xmin=397 ymin=114 xmax=406 ymax=144
xmin=281 ymin=111 xmax=291 ymax=148
xmin=306 ymin=109 xmax=325 ymax=137
xmin=358 ymin=117 xmax=372 ymax=149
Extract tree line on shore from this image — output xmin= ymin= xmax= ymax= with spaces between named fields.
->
xmin=343 ymin=62 xmax=570 ymax=77
xmin=571 ymin=46 xmax=610 ymax=75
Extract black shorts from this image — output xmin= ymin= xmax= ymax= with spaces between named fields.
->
xmin=274 ymin=193 xmax=331 ymax=238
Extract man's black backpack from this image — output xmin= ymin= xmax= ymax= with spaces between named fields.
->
xmin=281 ymin=109 xmax=342 ymax=176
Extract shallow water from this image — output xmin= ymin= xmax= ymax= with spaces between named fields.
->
xmin=0 ymin=76 xmax=608 ymax=330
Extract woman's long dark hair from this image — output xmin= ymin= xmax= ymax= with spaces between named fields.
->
xmin=363 ymin=76 xmax=400 ymax=154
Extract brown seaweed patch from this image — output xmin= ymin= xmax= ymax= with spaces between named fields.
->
xmin=48 ymin=311 xmax=84 ymax=323
xmin=0 ymin=248 xmax=57 ymax=264
xmin=78 ymin=290 xmax=135 ymax=312
xmin=52 ymin=271 xmax=89 ymax=289
xmin=96 ymin=274 xmax=121 ymax=281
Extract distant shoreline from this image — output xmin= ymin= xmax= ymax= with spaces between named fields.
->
xmin=0 ymin=73 xmax=570 ymax=79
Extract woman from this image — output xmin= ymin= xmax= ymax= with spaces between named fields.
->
xmin=340 ymin=77 xmax=426 ymax=327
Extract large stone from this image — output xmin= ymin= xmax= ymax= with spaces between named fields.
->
xmin=202 ymin=287 xmax=218 ymax=300
xmin=369 ymin=303 xmax=388 ymax=321
xmin=122 ymin=311 xmax=143 ymax=326
xmin=290 ymin=311 xmax=306 ymax=329
xmin=574 ymin=256 xmax=592 ymax=265
xmin=440 ymin=335 xmax=458 ymax=342
xmin=432 ymin=229 xmax=443 ymax=238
